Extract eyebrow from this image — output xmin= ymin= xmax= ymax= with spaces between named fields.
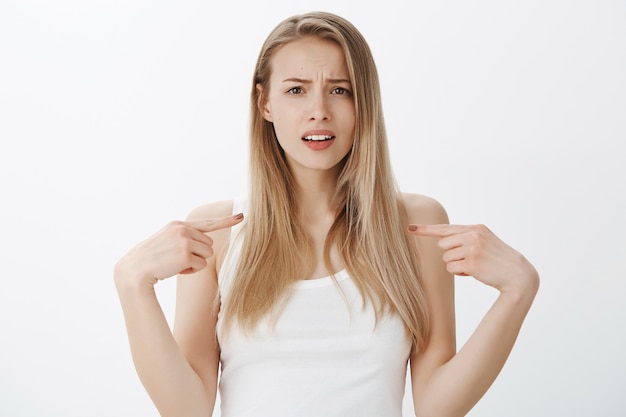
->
xmin=281 ymin=77 xmax=352 ymax=84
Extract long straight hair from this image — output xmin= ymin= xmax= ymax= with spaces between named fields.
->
xmin=221 ymin=12 xmax=430 ymax=353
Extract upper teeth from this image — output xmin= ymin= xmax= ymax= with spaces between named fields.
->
xmin=304 ymin=135 xmax=332 ymax=141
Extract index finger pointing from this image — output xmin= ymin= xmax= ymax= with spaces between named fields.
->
xmin=408 ymin=224 xmax=465 ymax=237
xmin=189 ymin=213 xmax=244 ymax=233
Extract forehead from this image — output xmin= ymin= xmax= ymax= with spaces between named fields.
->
xmin=270 ymin=37 xmax=349 ymax=78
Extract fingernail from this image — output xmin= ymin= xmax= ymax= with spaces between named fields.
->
xmin=234 ymin=213 xmax=244 ymax=220
xmin=408 ymin=225 xmax=417 ymax=232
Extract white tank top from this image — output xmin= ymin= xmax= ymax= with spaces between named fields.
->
xmin=216 ymin=198 xmax=411 ymax=417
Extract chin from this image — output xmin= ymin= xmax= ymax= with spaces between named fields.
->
xmin=287 ymin=158 xmax=345 ymax=175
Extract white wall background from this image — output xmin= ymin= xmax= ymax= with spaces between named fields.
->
xmin=1 ymin=0 xmax=624 ymax=416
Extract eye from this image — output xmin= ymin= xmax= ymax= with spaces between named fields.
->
xmin=287 ymin=86 xmax=304 ymax=95
xmin=331 ymin=87 xmax=352 ymax=96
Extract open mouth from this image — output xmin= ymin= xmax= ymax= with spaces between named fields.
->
xmin=302 ymin=134 xmax=335 ymax=142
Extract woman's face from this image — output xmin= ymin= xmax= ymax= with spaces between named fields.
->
xmin=260 ymin=36 xmax=356 ymax=177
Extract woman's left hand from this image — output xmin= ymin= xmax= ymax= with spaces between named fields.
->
xmin=408 ymin=224 xmax=539 ymax=297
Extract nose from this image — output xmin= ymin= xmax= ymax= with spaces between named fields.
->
xmin=308 ymin=91 xmax=330 ymax=121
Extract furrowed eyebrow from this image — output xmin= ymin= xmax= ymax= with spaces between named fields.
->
xmin=328 ymin=78 xmax=351 ymax=84
xmin=281 ymin=77 xmax=351 ymax=84
xmin=282 ymin=77 xmax=310 ymax=83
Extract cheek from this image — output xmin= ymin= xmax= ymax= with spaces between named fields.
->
xmin=346 ymin=109 xmax=356 ymax=135
xmin=268 ymin=111 xmax=294 ymax=145
xmin=270 ymin=103 xmax=299 ymax=131
xmin=342 ymin=101 xmax=356 ymax=124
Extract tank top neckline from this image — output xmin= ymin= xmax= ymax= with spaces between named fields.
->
xmin=294 ymin=269 xmax=349 ymax=289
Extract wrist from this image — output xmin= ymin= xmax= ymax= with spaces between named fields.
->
xmin=499 ymin=269 xmax=540 ymax=306
xmin=113 ymin=256 xmax=157 ymax=296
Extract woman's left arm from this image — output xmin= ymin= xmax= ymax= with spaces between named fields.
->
xmin=406 ymin=195 xmax=539 ymax=417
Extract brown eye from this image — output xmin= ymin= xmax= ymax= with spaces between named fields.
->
xmin=287 ymin=87 xmax=304 ymax=94
xmin=331 ymin=87 xmax=351 ymax=96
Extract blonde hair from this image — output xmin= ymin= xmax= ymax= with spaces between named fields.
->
xmin=221 ymin=11 xmax=430 ymax=352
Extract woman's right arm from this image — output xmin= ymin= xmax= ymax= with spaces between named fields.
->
xmin=114 ymin=208 xmax=242 ymax=417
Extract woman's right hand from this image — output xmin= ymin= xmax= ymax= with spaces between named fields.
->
xmin=114 ymin=213 xmax=244 ymax=291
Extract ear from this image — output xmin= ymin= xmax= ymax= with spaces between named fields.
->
xmin=256 ymin=83 xmax=273 ymax=122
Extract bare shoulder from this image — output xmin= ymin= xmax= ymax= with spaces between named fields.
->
xmin=186 ymin=199 xmax=234 ymax=221
xmin=401 ymin=192 xmax=449 ymax=226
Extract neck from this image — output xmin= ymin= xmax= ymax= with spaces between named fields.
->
xmin=291 ymin=166 xmax=341 ymax=221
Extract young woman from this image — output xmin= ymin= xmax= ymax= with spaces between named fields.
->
xmin=114 ymin=11 xmax=539 ymax=417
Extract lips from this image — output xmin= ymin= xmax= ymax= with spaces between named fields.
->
xmin=301 ymin=130 xmax=336 ymax=151
xmin=301 ymin=130 xmax=336 ymax=142
xmin=303 ymin=134 xmax=333 ymax=141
